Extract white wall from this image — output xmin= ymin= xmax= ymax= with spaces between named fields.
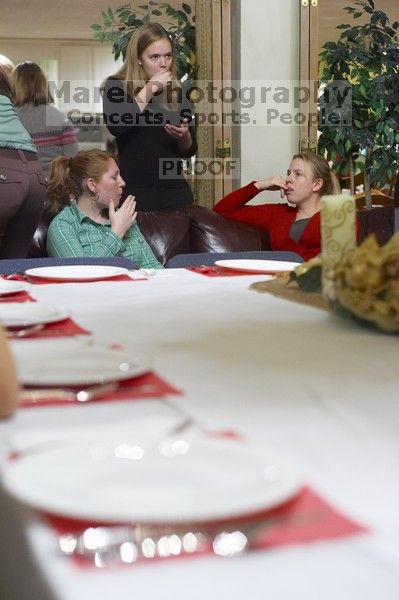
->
xmin=240 ymin=0 xmax=299 ymax=200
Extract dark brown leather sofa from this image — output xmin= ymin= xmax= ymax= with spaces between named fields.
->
xmin=28 ymin=205 xmax=271 ymax=265
xmin=28 ymin=203 xmax=394 ymax=265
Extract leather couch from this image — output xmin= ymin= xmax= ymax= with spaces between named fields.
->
xmin=28 ymin=203 xmax=394 ymax=265
xmin=28 ymin=204 xmax=271 ymax=265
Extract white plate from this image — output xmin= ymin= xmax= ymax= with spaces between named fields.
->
xmin=3 ymin=434 xmax=301 ymax=522
xmin=10 ymin=339 xmax=149 ymax=385
xmin=214 ymin=259 xmax=300 ymax=274
xmin=0 ymin=304 xmax=69 ymax=328
xmin=0 ymin=280 xmax=32 ymax=296
xmin=25 ymin=265 xmax=130 ymax=282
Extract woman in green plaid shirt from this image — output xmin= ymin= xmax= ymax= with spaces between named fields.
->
xmin=46 ymin=149 xmax=162 ymax=269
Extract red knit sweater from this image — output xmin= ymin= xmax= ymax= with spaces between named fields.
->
xmin=214 ymin=182 xmax=322 ymax=261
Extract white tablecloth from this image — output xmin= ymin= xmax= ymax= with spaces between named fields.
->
xmin=1 ymin=268 xmax=398 ymax=600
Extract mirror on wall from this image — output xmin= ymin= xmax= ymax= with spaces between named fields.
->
xmin=0 ymin=0 xmax=195 ymax=149
xmin=319 ymin=0 xmax=399 ymax=51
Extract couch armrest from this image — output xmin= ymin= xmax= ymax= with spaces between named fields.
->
xmin=187 ymin=205 xmax=270 ymax=253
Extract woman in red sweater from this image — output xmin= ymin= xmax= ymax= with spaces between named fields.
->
xmin=213 ymin=151 xmax=340 ymax=261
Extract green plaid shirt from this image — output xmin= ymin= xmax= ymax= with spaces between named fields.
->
xmin=47 ymin=202 xmax=162 ymax=269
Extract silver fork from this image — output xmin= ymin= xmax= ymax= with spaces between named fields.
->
xmin=58 ymin=523 xmax=251 ymax=567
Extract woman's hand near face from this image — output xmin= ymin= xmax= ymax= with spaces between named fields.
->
xmin=148 ymin=69 xmax=172 ymax=93
xmin=135 ymin=69 xmax=172 ymax=108
xmin=109 ymin=195 xmax=137 ymax=239
xmin=254 ymin=176 xmax=288 ymax=198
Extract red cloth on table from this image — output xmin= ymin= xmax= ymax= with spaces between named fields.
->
xmin=0 ymin=292 xmax=36 ymax=303
xmin=44 ymin=485 xmax=367 ymax=569
xmin=19 ymin=371 xmax=182 ymax=408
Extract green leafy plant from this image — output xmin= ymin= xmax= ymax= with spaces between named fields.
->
xmin=318 ymin=0 xmax=399 ymax=208
xmin=91 ymin=2 xmax=196 ymax=80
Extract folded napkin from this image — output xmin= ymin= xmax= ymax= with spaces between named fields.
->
xmin=188 ymin=266 xmax=257 ymax=277
xmin=44 ymin=485 xmax=367 ymax=569
xmin=10 ymin=318 xmax=91 ymax=339
xmin=18 ymin=371 xmax=182 ymax=408
xmin=0 ymin=291 xmax=36 ymax=303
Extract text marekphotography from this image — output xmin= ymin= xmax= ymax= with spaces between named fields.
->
xmin=45 ymin=80 xmax=352 ymax=128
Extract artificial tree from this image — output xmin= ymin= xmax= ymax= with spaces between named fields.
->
xmin=318 ymin=0 xmax=399 ymax=208
xmin=91 ymin=1 xmax=196 ymax=80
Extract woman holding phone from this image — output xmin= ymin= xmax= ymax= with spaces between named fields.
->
xmin=103 ymin=23 xmax=197 ymax=212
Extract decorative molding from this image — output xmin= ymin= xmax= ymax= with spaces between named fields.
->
xmin=194 ymin=0 xmax=215 ymax=208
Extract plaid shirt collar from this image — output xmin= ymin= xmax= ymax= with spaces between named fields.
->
xmin=70 ymin=200 xmax=111 ymax=226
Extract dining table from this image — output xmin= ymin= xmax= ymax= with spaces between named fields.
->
xmin=0 ymin=267 xmax=398 ymax=600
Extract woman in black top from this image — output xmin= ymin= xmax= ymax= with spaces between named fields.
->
xmin=103 ymin=23 xmax=197 ymax=211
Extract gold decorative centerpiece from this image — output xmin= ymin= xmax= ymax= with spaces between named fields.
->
xmin=251 ymin=234 xmax=399 ymax=334
xmin=333 ymin=234 xmax=399 ymax=333
xmin=320 ymin=195 xmax=356 ymax=302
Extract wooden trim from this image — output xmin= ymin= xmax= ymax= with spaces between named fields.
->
xmin=194 ymin=0 xmax=215 ymax=208
xmin=298 ymin=0 xmax=319 ymax=152
xmin=309 ymin=0 xmax=319 ymax=151
xmin=212 ymin=0 xmax=224 ymax=202
xmin=194 ymin=0 xmax=234 ymax=208
xmin=299 ymin=0 xmax=310 ymax=151
xmin=221 ymin=0 xmax=233 ymax=196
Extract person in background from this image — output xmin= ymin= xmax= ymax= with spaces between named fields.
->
xmin=103 ymin=22 xmax=197 ymax=211
xmin=0 ymin=324 xmax=19 ymax=418
xmin=10 ymin=61 xmax=79 ymax=176
xmin=46 ymin=149 xmax=162 ymax=268
xmin=0 ymin=54 xmax=14 ymax=76
xmin=0 ymin=66 xmax=45 ymax=258
xmin=213 ymin=151 xmax=341 ymax=261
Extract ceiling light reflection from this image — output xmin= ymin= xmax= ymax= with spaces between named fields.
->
xmin=159 ymin=439 xmax=190 ymax=457
xmin=213 ymin=531 xmax=248 ymax=557
xmin=114 ymin=444 xmax=144 ymax=460
xmin=119 ymin=541 xmax=138 ymax=563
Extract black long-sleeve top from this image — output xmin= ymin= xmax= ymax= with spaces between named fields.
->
xmin=103 ymin=78 xmax=197 ymax=201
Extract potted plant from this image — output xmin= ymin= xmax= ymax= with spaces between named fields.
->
xmin=318 ymin=0 xmax=399 ymax=209
xmin=91 ymin=1 xmax=196 ymax=81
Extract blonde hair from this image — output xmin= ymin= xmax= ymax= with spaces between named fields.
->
xmin=46 ymin=149 xmax=116 ymax=215
xmin=293 ymin=151 xmax=341 ymax=196
xmin=10 ymin=61 xmax=53 ymax=106
xmin=0 ymin=54 xmax=14 ymax=76
xmin=113 ymin=22 xmax=180 ymax=104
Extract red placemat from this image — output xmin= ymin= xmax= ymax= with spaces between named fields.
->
xmin=9 ymin=318 xmax=91 ymax=340
xmin=44 ymin=485 xmax=367 ymax=569
xmin=19 ymin=371 xmax=182 ymax=408
xmin=187 ymin=266 xmax=257 ymax=277
xmin=0 ymin=291 xmax=36 ymax=303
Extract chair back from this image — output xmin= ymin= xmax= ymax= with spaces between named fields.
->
xmin=165 ymin=250 xmax=303 ymax=268
xmin=0 ymin=256 xmax=137 ymax=275
xmin=355 ymin=190 xmax=393 ymax=210
xmin=357 ymin=206 xmax=394 ymax=245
